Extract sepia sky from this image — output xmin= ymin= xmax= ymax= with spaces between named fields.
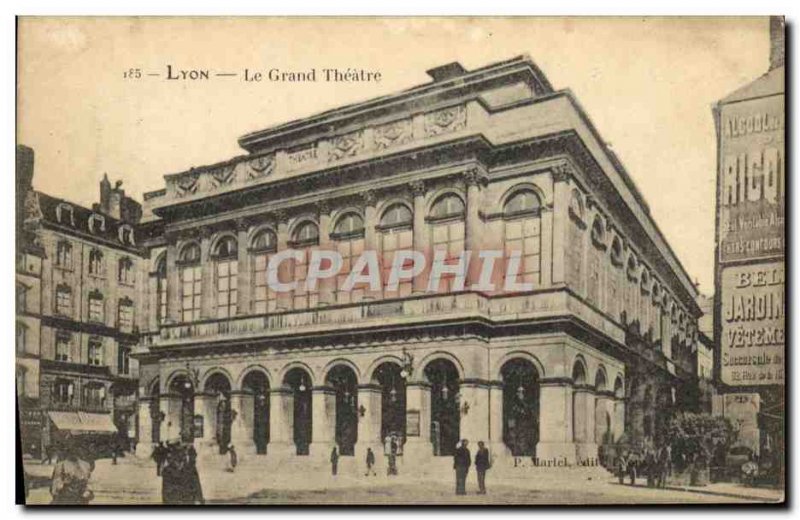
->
xmin=16 ymin=17 xmax=771 ymax=293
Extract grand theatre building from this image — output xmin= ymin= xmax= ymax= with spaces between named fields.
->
xmin=134 ymin=56 xmax=702 ymax=470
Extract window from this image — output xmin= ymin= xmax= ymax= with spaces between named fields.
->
xmin=502 ymin=190 xmax=542 ymax=289
xmin=118 ymin=257 xmax=134 ymax=284
xmin=179 ymin=243 xmax=202 ymax=322
xmin=53 ymin=379 xmax=74 ymax=404
xmin=291 ymin=222 xmax=319 ymax=309
xmin=16 ymin=322 xmax=27 ymax=354
xmin=118 ymin=345 xmax=131 ymax=375
xmin=429 ymin=194 xmax=465 ymax=293
xmin=212 ymin=236 xmax=239 ymax=318
xmin=55 ymin=332 xmax=71 ymax=362
xmin=16 ymin=283 xmax=28 ymax=312
xmin=89 ymin=249 xmax=104 ymax=276
xmin=251 ymin=230 xmax=277 ymax=314
xmin=16 ymin=369 xmax=26 ymax=397
xmin=379 ymin=204 xmax=413 ymax=298
xmin=88 ymin=291 xmax=105 ymax=323
xmin=83 ymin=383 xmax=105 ymax=408
xmin=333 ymin=213 xmax=365 ymax=304
xmin=155 ymin=256 xmax=168 ymax=324
xmin=118 ymin=297 xmax=134 ymax=330
xmin=56 ymin=241 xmax=73 ymax=269
xmin=55 ymin=284 xmax=72 ymax=316
xmin=88 ymin=338 xmax=104 ymax=366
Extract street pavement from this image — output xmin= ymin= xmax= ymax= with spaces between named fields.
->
xmin=22 ymin=454 xmax=784 ymax=505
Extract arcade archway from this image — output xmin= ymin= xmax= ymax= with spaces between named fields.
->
xmin=242 ymin=371 xmax=270 ymax=455
xmin=424 ymin=359 xmax=460 ymax=456
xmin=205 ymin=373 xmax=232 ymax=452
xmin=501 ymin=358 xmax=540 ymax=458
xmin=373 ymin=362 xmax=407 ymax=443
xmin=284 ymin=368 xmax=312 ymax=456
xmin=326 ymin=365 xmax=358 ymax=456
xmin=168 ymin=375 xmax=195 ymax=444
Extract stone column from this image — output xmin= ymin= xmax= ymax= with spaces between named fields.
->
xmin=309 ymin=386 xmax=336 ymax=460
xmin=160 ymin=393 xmax=183 ymax=443
xmin=463 ymin=169 xmax=484 ymax=288
xmin=355 ymin=384 xmax=383 ymax=471
xmin=200 ymin=230 xmax=215 ymax=319
xmin=275 ymin=213 xmax=293 ymax=312
xmin=536 ymin=379 xmax=575 ymax=465
xmin=550 ymin=162 xmax=573 ymax=286
xmin=136 ymin=397 xmax=154 ymax=458
xmin=193 ymin=392 xmax=217 ymax=452
xmin=317 ymin=202 xmax=336 ymax=306
xmin=236 ymin=221 xmax=251 ymax=314
xmin=230 ymin=391 xmax=256 ymax=455
xmin=410 ymin=181 xmax=428 ymax=294
xmin=166 ymin=240 xmax=181 ymax=322
xmin=269 ymin=387 xmax=295 ymax=457
xmin=594 ymin=393 xmax=613 ymax=445
xmin=458 ymin=379 xmax=489 ymax=446
xmin=573 ymin=385 xmax=598 ymax=463
xmin=362 ymin=191 xmax=381 ymax=300
xmin=613 ymin=397 xmax=626 ymax=443
xmin=487 ymin=381 xmax=509 ymax=464
xmin=402 ymin=381 xmax=432 ymax=464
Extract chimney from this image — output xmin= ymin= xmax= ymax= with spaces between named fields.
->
xmin=769 ymin=16 xmax=785 ymax=71
xmin=426 ymin=62 xmax=467 ymax=82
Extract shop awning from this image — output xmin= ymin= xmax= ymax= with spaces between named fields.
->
xmin=48 ymin=411 xmax=118 ymax=434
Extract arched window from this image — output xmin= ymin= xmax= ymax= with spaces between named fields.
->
xmin=291 ymin=222 xmax=320 ymax=310
xmin=56 ymin=241 xmax=73 ymax=269
xmin=179 ymin=243 xmax=202 ymax=322
xmin=588 ymin=217 xmax=605 ymax=307
xmin=429 ymin=194 xmax=465 ymax=293
xmin=55 ymin=331 xmax=71 ymax=362
xmin=89 ymin=249 xmax=104 ymax=276
xmin=251 ymin=229 xmax=278 ymax=314
xmin=88 ymin=290 xmax=105 ymax=323
xmin=87 ymin=337 xmax=104 ymax=366
xmin=333 ymin=213 xmax=365 ymax=304
xmin=118 ymin=257 xmax=134 ymax=284
xmin=608 ymin=237 xmax=624 ymax=319
xmin=155 ymin=256 xmax=168 ymax=325
xmin=16 ymin=322 xmax=27 ymax=354
xmin=379 ymin=204 xmax=413 ymax=298
xmin=118 ymin=297 xmax=134 ymax=331
xmin=213 ymin=236 xmax=239 ymax=318
xmin=55 ymin=284 xmax=72 ymax=316
xmin=503 ymin=189 xmax=542 ymax=288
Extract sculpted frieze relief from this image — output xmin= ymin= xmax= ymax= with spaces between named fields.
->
xmin=329 ymin=130 xmax=365 ymax=161
xmin=424 ymin=105 xmax=466 ymax=136
xmin=374 ymin=118 xmax=413 ymax=150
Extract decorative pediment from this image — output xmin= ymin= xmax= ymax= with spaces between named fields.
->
xmin=374 ymin=119 xmax=413 ymax=150
xmin=424 ymin=105 xmax=466 ymax=137
xmin=175 ymin=171 xmax=200 ymax=197
xmin=329 ymin=131 xmax=364 ymax=161
xmin=248 ymin=154 xmax=275 ymax=179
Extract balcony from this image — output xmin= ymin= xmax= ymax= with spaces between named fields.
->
xmin=136 ymin=289 xmax=626 ymax=351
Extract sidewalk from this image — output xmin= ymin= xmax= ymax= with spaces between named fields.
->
xmin=619 ymin=477 xmax=784 ymax=503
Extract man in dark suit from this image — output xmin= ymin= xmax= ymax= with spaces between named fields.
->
xmin=453 ymin=439 xmax=471 ymax=495
xmin=474 ymin=441 xmax=490 ymax=494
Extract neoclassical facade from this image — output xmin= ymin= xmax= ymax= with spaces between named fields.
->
xmin=134 ymin=56 xmax=702 ymax=469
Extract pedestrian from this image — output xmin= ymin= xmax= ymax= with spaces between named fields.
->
xmin=111 ymin=439 xmax=118 ymax=465
xmin=330 ymin=445 xmax=339 ymax=476
xmin=659 ymin=445 xmax=672 ymax=488
xmin=365 ymin=447 xmax=376 ymax=476
xmin=226 ymin=444 xmax=238 ymax=473
xmin=50 ymin=443 xmax=94 ymax=504
xmin=152 ymin=442 xmax=165 ymax=476
xmin=42 ymin=443 xmax=54 ymax=465
xmin=627 ymin=451 xmax=638 ymax=485
xmin=388 ymin=436 xmax=398 ymax=476
xmin=453 ymin=439 xmax=471 ymax=495
xmin=645 ymin=448 xmax=656 ymax=487
xmin=161 ymin=443 xmax=188 ymax=504
xmin=186 ymin=444 xmax=204 ymax=505
xmin=616 ymin=451 xmax=628 ymax=485
xmin=474 ymin=441 xmax=490 ymax=494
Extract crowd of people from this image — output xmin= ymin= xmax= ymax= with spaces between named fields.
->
xmin=150 ymin=441 xmax=205 ymax=504
xmin=616 ymin=446 xmax=673 ymax=488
